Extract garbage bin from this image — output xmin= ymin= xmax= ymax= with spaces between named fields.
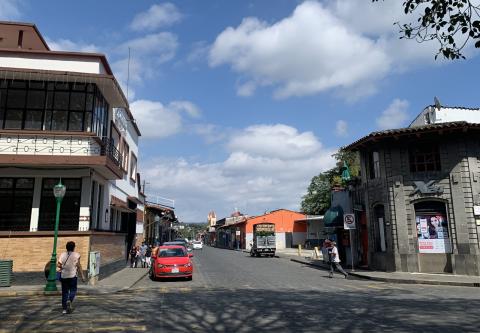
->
xmin=0 ymin=260 xmax=13 ymax=287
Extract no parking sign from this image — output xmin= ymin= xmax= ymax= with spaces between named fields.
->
xmin=343 ymin=213 xmax=356 ymax=230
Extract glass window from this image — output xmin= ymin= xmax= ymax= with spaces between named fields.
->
xmin=85 ymin=94 xmax=93 ymax=111
xmin=0 ymin=178 xmax=34 ymax=231
xmin=29 ymin=81 xmax=45 ymax=89
xmin=43 ymin=110 xmax=52 ymax=130
xmin=84 ymin=111 xmax=92 ymax=132
xmin=409 ymin=145 xmax=441 ymax=173
xmin=7 ymin=90 xmax=26 ymax=108
xmin=27 ymin=90 xmax=45 ymax=109
xmin=54 ymin=92 xmax=69 ymax=109
xmin=55 ymin=82 xmax=69 ymax=90
xmin=4 ymin=109 xmax=23 ymax=129
xmin=72 ymin=83 xmax=86 ymax=91
xmin=24 ymin=110 xmax=43 ymax=130
xmin=368 ymin=151 xmax=381 ymax=179
xmin=68 ymin=112 xmax=83 ymax=131
xmin=69 ymin=92 xmax=85 ymax=110
xmin=130 ymin=153 xmax=137 ymax=181
xmin=51 ymin=110 xmax=68 ymax=131
xmin=38 ymin=178 xmax=81 ymax=231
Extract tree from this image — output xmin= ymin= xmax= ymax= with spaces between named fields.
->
xmin=374 ymin=0 xmax=480 ymax=59
xmin=300 ymin=149 xmax=360 ymax=215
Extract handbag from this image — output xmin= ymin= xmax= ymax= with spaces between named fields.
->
xmin=57 ymin=252 xmax=72 ymax=281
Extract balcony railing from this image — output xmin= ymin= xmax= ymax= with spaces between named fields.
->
xmin=0 ymin=133 xmax=122 ymax=168
xmin=101 ymin=137 xmax=122 ymax=167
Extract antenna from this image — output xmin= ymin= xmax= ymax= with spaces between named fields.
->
xmin=434 ymin=96 xmax=441 ymax=109
xmin=126 ymin=47 xmax=131 ymax=101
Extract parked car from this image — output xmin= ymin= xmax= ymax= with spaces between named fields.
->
xmin=171 ymin=239 xmax=193 ymax=252
xmin=150 ymin=245 xmax=193 ymax=281
xmin=164 ymin=241 xmax=193 ymax=253
xmin=192 ymin=240 xmax=203 ymax=250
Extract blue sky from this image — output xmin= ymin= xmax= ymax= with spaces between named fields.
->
xmin=2 ymin=0 xmax=480 ymax=222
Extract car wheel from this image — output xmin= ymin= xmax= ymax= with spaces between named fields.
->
xmin=149 ymin=268 xmax=156 ymax=281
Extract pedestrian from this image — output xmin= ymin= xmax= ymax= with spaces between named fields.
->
xmin=58 ymin=241 xmax=86 ymax=314
xmin=145 ymin=245 xmax=152 ymax=268
xmin=129 ymin=246 xmax=137 ymax=268
xmin=328 ymin=241 xmax=348 ymax=279
xmin=139 ymin=242 xmax=147 ymax=268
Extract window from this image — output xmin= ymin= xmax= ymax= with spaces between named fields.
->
xmin=0 ymin=79 xmax=109 ymax=134
xmin=368 ymin=151 xmax=380 ymax=179
xmin=0 ymin=178 xmax=34 ymax=231
xmin=38 ymin=178 xmax=82 ymax=231
xmin=373 ymin=204 xmax=387 ymax=252
xmin=130 ymin=153 xmax=137 ymax=182
xmin=409 ymin=145 xmax=441 ymax=173
xmin=121 ymin=139 xmax=130 ymax=172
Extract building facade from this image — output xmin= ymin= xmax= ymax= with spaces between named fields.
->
xmin=346 ymin=121 xmax=480 ymax=276
xmin=0 ymin=22 xmax=142 ymax=274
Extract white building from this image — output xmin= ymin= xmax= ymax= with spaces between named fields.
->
xmin=0 ymin=21 xmax=143 ymax=274
xmin=410 ymin=98 xmax=480 ymax=127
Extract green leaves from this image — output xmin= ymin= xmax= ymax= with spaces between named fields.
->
xmin=374 ymin=0 xmax=480 ymax=60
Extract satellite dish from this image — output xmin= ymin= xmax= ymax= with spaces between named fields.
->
xmin=434 ymin=97 xmax=441 ymax=109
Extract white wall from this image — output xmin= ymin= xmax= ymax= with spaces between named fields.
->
xmin=0 ymin=54 xmax=106 ymax=74
xmin=436 ymin=108 xmax=480 ymax=124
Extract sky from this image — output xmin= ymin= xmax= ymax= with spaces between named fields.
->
xmin=2 ymin=0 xmax=480 ymax=222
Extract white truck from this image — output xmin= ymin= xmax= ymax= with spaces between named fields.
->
xmin=250 ymin=223 xmax=276 ymax=257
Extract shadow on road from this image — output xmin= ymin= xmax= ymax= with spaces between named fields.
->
xmin=0 ymin=287 xmax=478 ymax=333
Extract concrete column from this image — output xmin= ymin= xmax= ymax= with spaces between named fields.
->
xmin=79 ymin=176 xmax=91 ymax=231
xmin=29 ymin=177 xmax=42 ymax=232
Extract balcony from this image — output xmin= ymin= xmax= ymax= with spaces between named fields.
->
xmin=0 ymin=131 xmax=124 ymax=179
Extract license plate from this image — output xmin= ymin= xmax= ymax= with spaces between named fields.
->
xmin=171 ymin=268 xmax=179 ymax=273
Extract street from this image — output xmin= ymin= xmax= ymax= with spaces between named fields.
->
xmin=1 ymin=246 xmax=479 ymax=333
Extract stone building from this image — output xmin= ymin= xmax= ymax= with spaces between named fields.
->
xmin=346 ymin=121 xmax=480 ymax=276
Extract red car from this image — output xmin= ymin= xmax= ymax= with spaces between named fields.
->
xmin=150 ymin=245 xmax=193 ymax=281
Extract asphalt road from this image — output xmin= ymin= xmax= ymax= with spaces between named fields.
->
xmin=1 ymin=246 xmax=479 ymax=332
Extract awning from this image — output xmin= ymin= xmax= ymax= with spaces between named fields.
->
xmin=324 ymin=206 xmax=344 ymax=227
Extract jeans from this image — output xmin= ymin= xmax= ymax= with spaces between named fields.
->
xmin=61 ymin=277 xmax=78 ymax=310
xmin=329 ymin=262 xmax=348 ymax=277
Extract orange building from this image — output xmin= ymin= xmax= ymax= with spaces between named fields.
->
xmin=244 ymin=209 xmax=306 ymax=250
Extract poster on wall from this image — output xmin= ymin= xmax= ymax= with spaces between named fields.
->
xmin=416 ymin=214 xmax=452 ymax=253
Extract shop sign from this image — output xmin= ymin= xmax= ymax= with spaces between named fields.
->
xmin=416 ymin=214 xmax=452 ymax=253
xmin=343 ymin=214 xmax=356 ymax=230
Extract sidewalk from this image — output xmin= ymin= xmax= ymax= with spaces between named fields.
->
xmin=277 ymin=250 xmax=480 ymax=288
xmin=0 ymin=266 xmax=148 ymax=297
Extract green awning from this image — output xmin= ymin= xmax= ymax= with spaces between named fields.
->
xmin=324 ymin=206 xmax=344 ymax=227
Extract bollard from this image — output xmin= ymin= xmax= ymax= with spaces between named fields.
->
xmin=297 ymin=244 xmax=302 ymax=256
xmin=314 ymin=246 xmax=320 ymax=259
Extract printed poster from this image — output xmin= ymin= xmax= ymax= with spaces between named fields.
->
xmin=416 ymin=214 xmax=452 ymax=253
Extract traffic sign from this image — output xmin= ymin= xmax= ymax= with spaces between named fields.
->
xmin=343 ymin=213 xmax=356 ymax=229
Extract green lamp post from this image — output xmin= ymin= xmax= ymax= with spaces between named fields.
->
xmin=44 ymin=180 xmax=66 ymax=292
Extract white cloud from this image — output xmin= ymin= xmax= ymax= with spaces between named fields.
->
xmin=0 ymin=0 xmax=22 ymax=20
xmin=112 ymin=32 xmax=178 ymax=96
xmin=209 ymin=1 xmax=390 ymax=99
xmin=209 ymin=0 xmax=448 ymax=100
xmin=143 ymin=124 xmax=336 ymax=221
xmin=45 ymin=38 xmax=100 ymax=53
xmin=376 ymin=99 xmax=410 ymax=130
xmin=130 ymin=3 xmax=183 ymax=31
xmin=130 ymin=99 xmax=201 ymax=138
xmin=335 ymin=120 xmax=348 ymax=137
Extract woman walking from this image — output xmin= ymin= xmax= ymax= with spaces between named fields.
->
xmin=58 ymin=241 xmax=86 ymax=314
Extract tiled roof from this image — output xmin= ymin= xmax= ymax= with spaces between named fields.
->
xmin=344 ymin=121 xmax=480 ymax=150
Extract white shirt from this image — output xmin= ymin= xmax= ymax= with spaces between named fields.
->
xmin=59 ymin=251 xmax=81 ymax=279
xmin=331 ymin=246 xmax=340 ymax=263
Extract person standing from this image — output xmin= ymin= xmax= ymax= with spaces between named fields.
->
xmin=145 ymin=245 xmax=152 ymax=268
xmin=328 ymin=241 xmax=348 ymax=279
xmin=129 ymin=246 xmax=137 ymax=268
xmin=58 ymin=241 xmax=86 ymax=314
xmin=139 ymin=242 xmax=148 ymax=268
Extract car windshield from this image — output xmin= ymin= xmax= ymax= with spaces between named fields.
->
xmin=158 ymin=248 xmax=186 ymax=257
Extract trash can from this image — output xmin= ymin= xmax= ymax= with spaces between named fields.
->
xmin=0 ymin=260 xmax=13 ymax=287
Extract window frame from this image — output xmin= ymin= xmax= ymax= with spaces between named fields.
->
xmin=130 ymin=152 xmax=137 ymax=182
xmin=409 ymin=144 xmax=441 ymax=173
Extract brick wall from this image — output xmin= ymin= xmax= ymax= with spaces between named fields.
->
xmin=89 ymin=233 xmax=126 ymax=265
xmin=0 ymin=234 xmax=90 ymax=272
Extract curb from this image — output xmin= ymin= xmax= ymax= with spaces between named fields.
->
xmin=290 ymin=258 xmax=480 ymax=288
xmin=0 ymin=271 xmax=148 ymax=298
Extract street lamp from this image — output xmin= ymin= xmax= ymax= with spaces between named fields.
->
xmin=44 ymin=180 xmax=66 ymax=292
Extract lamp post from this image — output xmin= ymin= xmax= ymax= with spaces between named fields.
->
xmin=44 ymin=180 xmax=66 ymax=292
